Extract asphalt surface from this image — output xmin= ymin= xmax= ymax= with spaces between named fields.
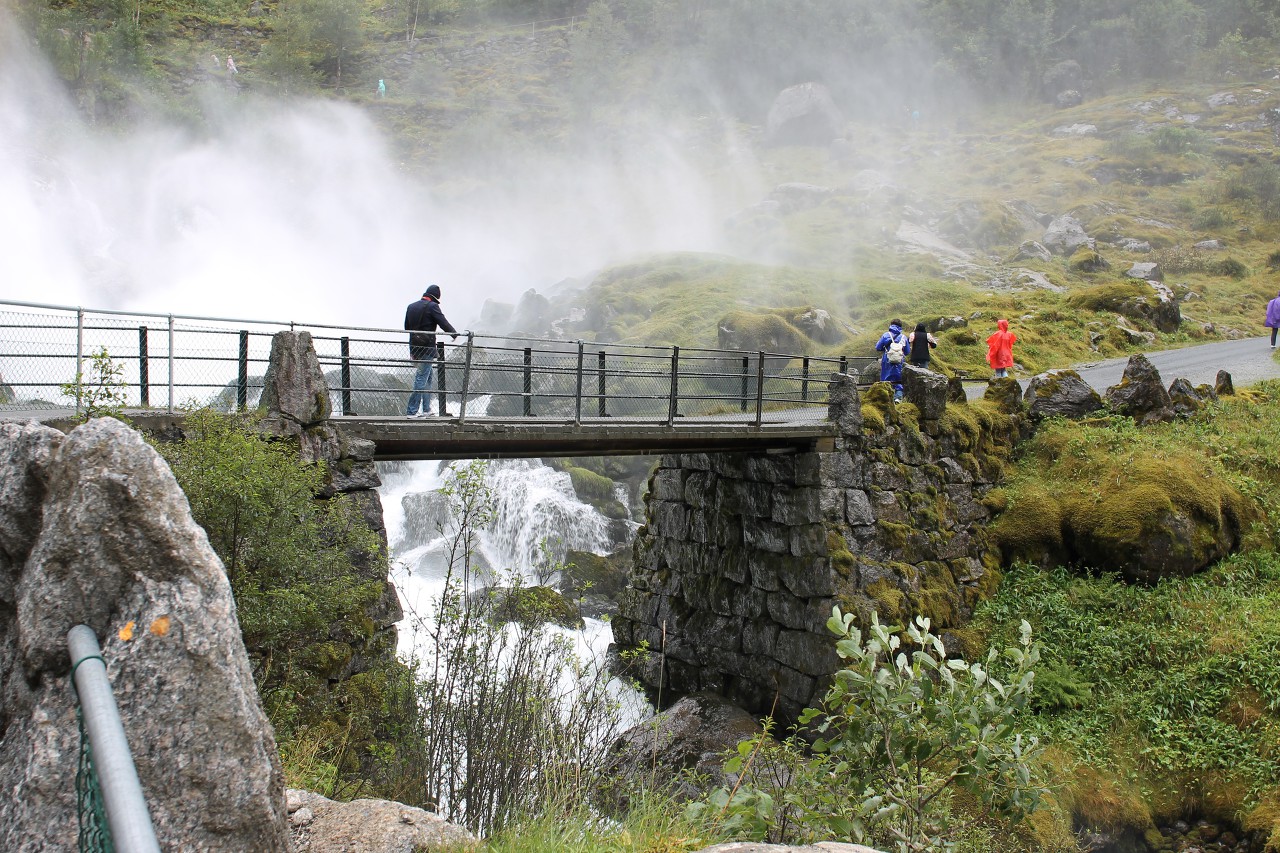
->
xmin=966 ymin=335 xmax=1280 ymax=399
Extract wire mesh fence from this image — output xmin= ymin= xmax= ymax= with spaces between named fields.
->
xmin=0 ymin=300 xmax=878 ymax=423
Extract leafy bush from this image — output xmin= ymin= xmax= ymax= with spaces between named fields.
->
xmin=61 ymin=346 xmax=129 ymax=421
xmin=690 ymin=611 xmax=1045 ymax=852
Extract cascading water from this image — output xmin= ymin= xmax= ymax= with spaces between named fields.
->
xmin=377 ymin=434 xmax=649 ymax=728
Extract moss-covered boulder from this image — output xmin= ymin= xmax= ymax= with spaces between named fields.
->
xmin=983 ymin=377 xmax=1025 ymax=413
xmin=1023 ymin=369 xmax=1103 ymax=420
xmin=1105 ymin=354 xmax=1174 ymax=425
xmin=474 ymin=585 xmax=584 ymax=629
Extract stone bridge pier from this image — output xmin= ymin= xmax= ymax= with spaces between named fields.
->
xmin=611 ymin=370 xmax=1027 ymax=722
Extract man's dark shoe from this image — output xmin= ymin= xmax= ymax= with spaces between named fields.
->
xmin=437 ymin=410 xmax=454 ymax=417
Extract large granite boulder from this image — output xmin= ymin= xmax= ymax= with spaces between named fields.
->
xmin=1023 ymin=370 xmax=1103 ymax=420
xmin=1105 ymin=354 xmax=1174 ymax=425
xmin=902 ymin=365 xmax=948 ymax=420
xmin=260 ymin=330 xmax=331 ymax=429
xmin=287 ymin=789 xmax=473 ymax=852
xmin=601 ymin=692 xmax=762 ymax=806
xmin=765 ymin=82 xmax=844 ymax=146
xmin=1041 ymin=215 xmax=1092 ymax=255
xmin=0 ymin=419 xmax=289 ymax=852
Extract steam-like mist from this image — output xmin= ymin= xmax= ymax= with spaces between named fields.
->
xmin=0 ymin=16 xmax=757 ymax=330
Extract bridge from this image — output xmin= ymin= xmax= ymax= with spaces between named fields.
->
xmin=0 ymin=299 xmax=872 ymax=459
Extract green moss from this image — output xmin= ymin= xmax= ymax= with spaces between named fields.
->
xmin=876 ymin=520 xmax=911 ymax=549
xmin=865 ymin=578 xmax=906 ymax=623
xmin=1068 ymin=247 xmax=1109 ymax=272
xmin=910 ymin=561 xmax=962 ymax=627
xmin=991 ymin=483 xmax=1064 ymax=564
xmin=939 ymin=403 xmax=980 ymax=452
xmin=826 ymin=528 xmax=856 ymax=578
xmin=484 ymin=585 xmax=584 ymax=629
xmin=861 ymin=402 xmax=886 ymax=433
xmin=1066 ymin=280 xmax=1148 ymax=312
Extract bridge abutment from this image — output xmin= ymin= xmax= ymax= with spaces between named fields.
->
xmin=612 ymin=372 xmax=1028 ymax=722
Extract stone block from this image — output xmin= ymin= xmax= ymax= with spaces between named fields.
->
xmin=678 ymin=453 xmax=713 ymax=471
xmin=766 ymin=590 xmax=810 ymax=629
xmin=818 ymin=450 xmax=857 ymax=488
xmin=653 ymin=501 xmax=689 ymax=540
xmin=716 ymin=515 xmax=744 ymax=548
xmin=721 ymin=547 xmax=750 ymax=584
xmin=845 ymin=489 xmax=875 ymax=525
xmin=730 ymin=584 xmax=769 ymax=618
xmin=902 ymin=365 xmax=949 ymax=420
xmin=742 ymin=619 xmax=780 ymax=655
xmin=771 ymin=664 xmax=816 ymax=706
xmin=652 ymin=469 xmax=685 ymax=501
xmin=775 ymin=629 xmax=840 ymax=676
xmin=870 ymin=488 xmax=909 ymax=524
xmin=687 ymin=508 xmax=711 ymax=544
xmin=745 ymin=453 xmax=796 ymax=483
xmin=683 ymin=470 xmax=715 ymax=507
xmin=719 ymin=480 xmax=773 ymax=518
xmin=687 ymin=611 xmax=745 ymax=653
xmin=780 ymin=557 xmax=836 ymax=598
xmin=938 ymin=457 xmax=973 ymax=484
xmin=789 ymin=523 xmax=828 ymax=558
xmin=945 ymin=485 xmax=989 ymax=524
xmin=749 ymin=554 xmax=784 ymax=592
xmin=869 ymin=461 xmax=908 ymax=491
xmin=819 ymin=487 xmax=845 ymax=521
xmin=744 ymin=519 xmax=791 ymax=554
xmin=795 ymin=452 xmax=823 ymax=486
xmin=771 ymin=488 xmax=820 ymax=525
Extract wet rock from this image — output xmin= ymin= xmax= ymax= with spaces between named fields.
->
xmin=260 ymin=331 xmax=332 ymax=429
xmin=1105 ymin=354 xmax=1174 ymax=424
xmin=766 ymin=82 xmax=843 ymax=145
xmin=0 ymin=419 xmax=289 ymax=852
xmin=1126 ymin=261 xmax=1163 ymax=280
xmin=1015 ymin=240 xmax=1053 ymax=262
xmin=902 ymin=365 xmax=948 ymax=420
xmin=1041 ymin=215 xmax=1093 ymax=255
xmin=287 ymin=789 xmax=473 ymax=852
xmin=1215 ymin=370 xmax=1235 ymax=396
xmin=1024 ymin=370 xmax=1104 ymax=420
xmin=1168 ymin=377 xmax=1212 ymax=417
xmin=984 ymin=377 xmax=1026 ymax=413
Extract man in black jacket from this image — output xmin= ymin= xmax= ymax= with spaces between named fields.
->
xmin=404 ymin=284 xmax=458 ymax=417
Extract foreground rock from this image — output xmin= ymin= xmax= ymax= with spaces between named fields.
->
xmin=601 ymin=693 xmax=761 ymax=807
xmin=695 ymin=844 xmax=885 ymax=853
xmin=0 ymin=419 xmax=289 ymax=851
xmin=287 ymin=789 xmax=474 ymax=852
xmin=1023 ymin=370 xmax=1103 ymax=420
xmin=1105 ymin=353 xmax=1174 ymax=424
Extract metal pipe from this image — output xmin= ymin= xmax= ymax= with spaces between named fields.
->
xmin=67 ymin=625 xmax=161 ymax=853
xmin=237 ymin=331 xmax=249 ymax=413
xmin=75 ymin=308 xmax=84 ymax=416
xmin=459 ymin=332 xmax=474 ymax=424
xmin=574 ymin=341 xmax=584 ymax=425
xmin=138 ymin=327 xmax=149 ymax=408
xmin=435 ymin=342 xmax=448 ymax=416
xmin=740 ymin=355 xmax=749 ymax=413
xmin=523 ymin=347 xmax=533 ymax=417
xmin=667 ymin=346 xmax=679 ymax=426
xmin=802 ymin=356 xmax=810 ymax=402
xmin=340 ymin=337 xmax=354 ymax=416
xmin=167 ymin=316 xmax=174 ymax=414
xmin=755 ymin=351 xmax=765 ymax=428
xmin=597 ymin=351 xmax=607 ymax=418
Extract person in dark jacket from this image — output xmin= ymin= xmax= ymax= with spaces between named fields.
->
xmin=405 ymin=284 xmax=458 ymax=417
xmin=1266 ymin=290 xmax=1280 ymax=349
xmin=875 ymin=318 xmax=911 ymax=402
xmin=907 ymin=322 xmax=938 ymax=368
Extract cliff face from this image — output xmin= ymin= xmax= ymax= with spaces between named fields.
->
xmin=611 ymin=371 xmax=1028 ymax=722
xmin=0 ymin=418 xmax=290 ymax=851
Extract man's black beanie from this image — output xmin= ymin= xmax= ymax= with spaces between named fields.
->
xmin=424 ymin=285 xmax=441 ymax=299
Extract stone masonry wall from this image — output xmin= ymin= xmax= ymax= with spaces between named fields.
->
xmin=611 ymin=370 xmax=1027 ymax=722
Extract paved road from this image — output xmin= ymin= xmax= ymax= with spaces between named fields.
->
xmin=967 ymin=336 xmax=1280 ymax=399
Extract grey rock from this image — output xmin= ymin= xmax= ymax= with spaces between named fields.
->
xmin=1024 ymin=370 xmax=1104 ymax=420
xmin=287 ymin=789 xmax=474 ymax=852
xmin=1053 ymin=122 xmax=1097 ymax=136
xmin=826 ymin=374 xmax=862 ymax=436
xmin=902 ymin=365 xmax=949 ymax=420
xmin=1105 ymin=354 xmax=1174 ymax=424
xmin=765 ymin=82 xmax=843 ymax=145
xmin=1117 ymin=238 xmax=1152 ymax=253
xmin=1207 ymin=91 xmax=1237 ymax=108
xmin=1014 ymin=240 xmax=1053 ymax=262
xmin=1168 ymin=377 xmax=1210 ymax=417
xmin=1215 ymin=370 xmax=1234 ymax=396
xmin=1055 ymin=89 xmax=1083 ymax=108
xmin=0 ymin=418 xmax=289 ymax=852
xmin=1126 ymin=262 xmax=1163 ymax=280
xmin=1041 ymin=215 xmax=1092 ymax=255
xmin=1194 ymin=239 xmax=1226 ymax=250
xmin=259 ymin=331 xmax=331 ymax=428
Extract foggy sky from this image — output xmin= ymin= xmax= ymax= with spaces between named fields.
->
xmin=0 ymin=15 xmax=757 ymax=332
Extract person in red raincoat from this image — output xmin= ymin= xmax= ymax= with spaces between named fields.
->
xmin=986 ymin=318 xmax=1016 ymax=378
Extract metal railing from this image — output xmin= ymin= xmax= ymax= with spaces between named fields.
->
xmin=69 ymin=625 xmax=161 ymax=853
xmin=0 ymin=299 xmax=878 ymax=424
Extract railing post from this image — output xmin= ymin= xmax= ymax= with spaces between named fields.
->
xmin=574 ymin=341 xmax=584 ymax=425
xmin=740 ymin=355 xmax=749 ymax=413
xmin=597 ymin=351 xmax=607 ymax=418
xmin=459 ymin=332 xmax=474 ymax=424
xmin=340 ymin=337 xmax=354 ymax=416
xmin=667 ymin=346 xmax=679 ymax=426
xmin=75 ymin=307 xmax=84 ymax=416
xmin=801 ymin=356 xmax=810 ymax=402
xmin=435 ymin=342 xmax=448 ymax=416
xmin=68 ymin=625 xmax=161 ymax=853
xmin=523 ymin=347 xmax=533 ymax=417
xmin=839 ymin=355 xmax=848 ymax=375
xmin=138 ymin=326 xmax=149 ymax=408
xmin=755 ymin=351 xmax=765 ymax=428
xmin=167 ymin=315 xmax=175 ymax=414
xmin=236 ymin=330 xmax=249 ymax=413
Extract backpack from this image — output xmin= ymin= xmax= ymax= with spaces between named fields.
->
xmin=885 ymin=334 xmax=905 ymax=364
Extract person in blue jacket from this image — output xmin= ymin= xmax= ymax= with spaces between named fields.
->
xmin=875 ymin=318 xmax=911 ymax=402
xmin=405 ymin=284 xmax=458 ymax=417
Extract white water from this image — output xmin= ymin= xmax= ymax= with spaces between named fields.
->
xmin=378 ymin=446 xmax=649 ymax=729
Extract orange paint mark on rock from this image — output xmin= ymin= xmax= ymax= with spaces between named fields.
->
xmin=118 ymin=621 xmax=135 ymax=642
xmin=149 ymin=616 xmax=171 ymax=637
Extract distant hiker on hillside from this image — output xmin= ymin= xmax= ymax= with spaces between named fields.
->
xmin=226 ymin=55 xmax=238 ymax=74
xmin=377 ymin=79 xmax=386 ymax=98
xmin=1267 ymin=290 xmax=1280 ymax=349
xmin=405 ymin=284 xmax=459 ymax=418
xmin=876 ymin=318 xmax=911 ymax=402
xmin=908 ymin=322 xmax=938 ymax=369
xmin=986 ymin=319 xmax=1017 ymax=379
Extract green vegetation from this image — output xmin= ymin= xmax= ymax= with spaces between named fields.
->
xmin=61 ymin=346 xmax=130 ymax=421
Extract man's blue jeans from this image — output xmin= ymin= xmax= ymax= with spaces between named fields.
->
xmin=406 ymin=359 xmax=434 ymax=415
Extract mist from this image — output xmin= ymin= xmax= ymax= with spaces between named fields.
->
xmin=0 ymin=15 xmax=760 ymax=332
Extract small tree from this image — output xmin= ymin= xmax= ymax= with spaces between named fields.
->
xmin=800 ymin=611 xmax=1045 ymax=851
xmin=62 ymin=346 xmax=129 ymax=421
